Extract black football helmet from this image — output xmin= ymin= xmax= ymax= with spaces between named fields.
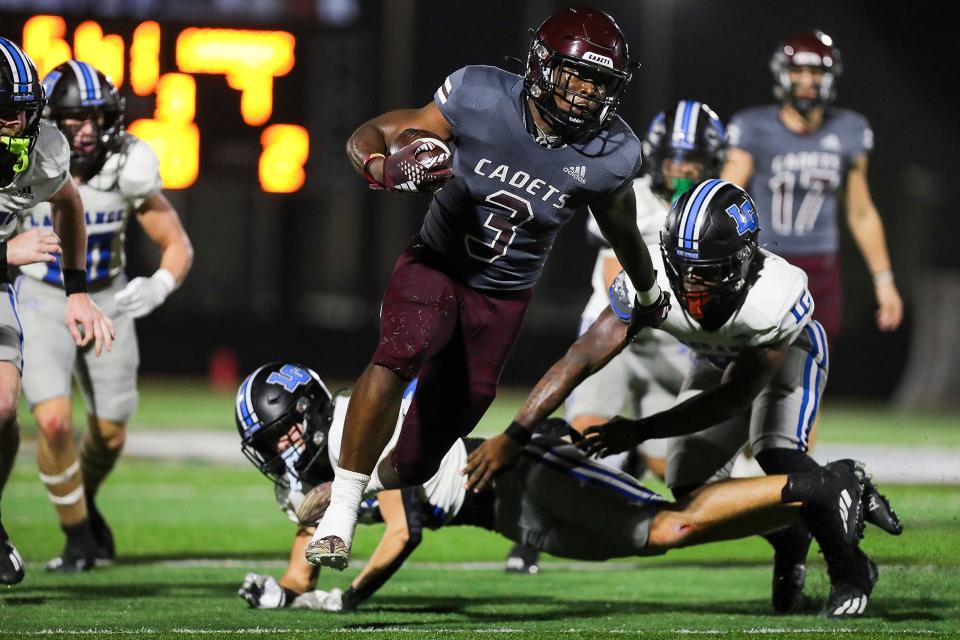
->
xmin=661 ymin=179 xmax=762 ymax=330
xmin=235 ymin=363 xmax=336 ymax=489
xmin=643 ymin=100 xmax=726 ymax=202
xmin=770 ymin=31 xmax=843 ymax=114
xmin=0 ymin=37 xmax=45 ymax=189
xmin=523 ymin=6 xmax=634 ymax=143
xmin=42 ymin=60 xmax=125 ymax=179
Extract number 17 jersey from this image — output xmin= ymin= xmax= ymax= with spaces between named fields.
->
xmin=727 ymin=105 xmax=872 ymax=256
xmin=421 ymin=65 xmax=643 ymax=292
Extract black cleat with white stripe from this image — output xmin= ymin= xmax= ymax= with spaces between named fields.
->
xmin=826 ymin=459 xmax=902 ymax=536
xmin=1 ymin=537 xmax=25 ymax=585
xmin=822 ymin=548 xmax=879 ymax=618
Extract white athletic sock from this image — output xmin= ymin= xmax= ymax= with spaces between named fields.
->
xmin=313 ymin=467 xmax=370 ymax=548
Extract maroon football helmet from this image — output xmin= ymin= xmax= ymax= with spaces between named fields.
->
xmin=770 ymin=30 xmax=843 ymax=113
xmin=523 ymin=6 xmax=634 ymax=143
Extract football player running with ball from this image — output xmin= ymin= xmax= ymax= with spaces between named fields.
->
xmin=465 ymin=180 xmax=902 ymax=617
xmin=236 ymin=363 xmax=891 ymax=615
xmin=0 ymin=40 xmax=115 ymax=586
xmin=18 ymin=60 xmax=193 ymax=572
xmin=307 ymin=7 xmax=671 ymax=570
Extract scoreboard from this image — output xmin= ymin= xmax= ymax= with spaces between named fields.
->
xmin=13 ymin=14 xmax=315 ymax=193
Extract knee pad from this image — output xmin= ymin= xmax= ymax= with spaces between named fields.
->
xmin=755 ymin=447 xmax=819 ymax=475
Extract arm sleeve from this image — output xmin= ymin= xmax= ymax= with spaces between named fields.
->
xmin=340 ymin=487 xmax=424 ymax=610
xmin=852 ymin=113 xmax=874 ymax=158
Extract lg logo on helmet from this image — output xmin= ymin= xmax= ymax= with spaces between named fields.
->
xmin=725 ymin=200 xmax=759 ymax=236
xmin=582 ymin=52 xmax=613 ymax=69
xmin=267 ymin=364 xmax=311 ymax=393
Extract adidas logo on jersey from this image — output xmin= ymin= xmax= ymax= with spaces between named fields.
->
xmin=819 ymin=134 xmax=842 ymax=151
xmin=9 ymin=186 xmax=33 ymax=200
xmin=563 ymin=165 xmax=587 ymax=183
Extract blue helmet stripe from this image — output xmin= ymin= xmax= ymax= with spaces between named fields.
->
xmin=681 ymin=178 xmax=723 ymax=249
xmin=681 ymin=100 xmax=695 ymax=146
xmin=0 ymin=38 xmax=32 ymax=92
xmin=77 ymin=61 xmax=97 ymax=101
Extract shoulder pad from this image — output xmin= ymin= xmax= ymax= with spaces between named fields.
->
xmin=117 ymin=135 xmax=163 ymax=203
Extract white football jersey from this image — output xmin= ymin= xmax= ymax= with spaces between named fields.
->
xmin=582 ymin=176 xmax=679 ymax=355
xmin=0 ymin=120 xmax=70 ymax=241
xmin=19 ymin=134 xmax=162 ymax=285
xmin=610 ymin=247 xmax=814 ymax=366
xmin=276 ymin=382 xmax=468 ymax=526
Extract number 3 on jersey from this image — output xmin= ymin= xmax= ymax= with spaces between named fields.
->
xmin=464 ymin=190 xmax=534 ymax=264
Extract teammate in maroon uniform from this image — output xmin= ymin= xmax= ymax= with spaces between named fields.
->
xmin=722 ymin=30 xmax=902 ymax=340
xmin=306 ymin=7 xmax=669 ymax=570
xmin=720 ymin=31 xmax=903 ymax=612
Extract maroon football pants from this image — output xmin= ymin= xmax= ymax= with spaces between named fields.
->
xmin=786 ymin=253 xmax=842 ymax=345
xmin=372 ymin=237 xmax=533 ymax=485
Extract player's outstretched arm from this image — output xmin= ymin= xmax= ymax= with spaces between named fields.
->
xmin=590 ymin=189 xmax=670 ymax=326
xmin=464 ymin=307 xmax=630 ymax=492
xmin=295 ymin=489 xmax=423 ymax=612
xmin=48 ymin=178 xmax=115 ymax=355
xmin=845 ymin=154 xmax=903 ymax=332
xmin=719 ymin=147 xmax=755 ymax=189
xmin=346 ymin=102 xmax=454 ymax=189
xmin=580 ymin=341 xmax=790 ymax=458
xmin=115 ymin=193 xmax=194 ymax=319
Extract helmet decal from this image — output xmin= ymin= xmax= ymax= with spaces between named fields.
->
xmin=66 ymin=60 xmax=104 ymax=106
xmin=676 ymin=179 xmax=730 ymax=257
xmin=0 ymin=38 xmax=35 ymax=92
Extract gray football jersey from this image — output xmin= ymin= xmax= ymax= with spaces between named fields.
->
xmin=728 ymin=105 xmax=872 ymax=256
xmin=421 ymin=65 xmax=643 ymax=291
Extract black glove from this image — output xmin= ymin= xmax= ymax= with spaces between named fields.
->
xmin=629 ymin=289 xmax=671 ymax=338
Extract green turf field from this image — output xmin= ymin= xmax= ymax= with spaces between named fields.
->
xmin=15 ymin=377 xmax=960 ymax=447
xmin=4 ymin=379 xmax=960 ymax=638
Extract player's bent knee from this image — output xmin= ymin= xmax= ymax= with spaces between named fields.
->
xmin=37 ymin=413 xmax=72 ymax=443
xmin=0 ymin=399 xmax=16 ymax=429
xmin=391 ymin=454 xmax=441 ymax=487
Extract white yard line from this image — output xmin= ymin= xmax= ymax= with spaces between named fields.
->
xmin=7 ymin=627 xmax=953 ymax=636
xmin=16 ymin=431 xmax=960 ymax=483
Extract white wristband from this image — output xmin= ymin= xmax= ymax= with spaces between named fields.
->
xmin=872 ymin=270 xmax=894 ymax=286
xmin=152 ymin=268 xmax=177 ymax=295
xmin=636 ymin=282 xmax=662 ymax=306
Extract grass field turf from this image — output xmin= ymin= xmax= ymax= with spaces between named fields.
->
xmin=3 ymin=381 xmax=960 ymax=638
xmin=14 ymin=378 xmax=960 ymax=447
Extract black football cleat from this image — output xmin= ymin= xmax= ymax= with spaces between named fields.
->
xmin=809 ymin=462 xmax=864 ymax=546
xmin=505 ymin=543 xmax=540 ymax=575
xmin=86 ymin=494 xmax=116 ymax=563
xmin=827 ymin=459 xmax=902 ymax=536
xmin=46 ymin=521 xmax=99 ymax=573
xmin=1 ymin=536 xmax=25 ymax=585
xmin=768 ymin=525 xmax=813 ymax=613
xmin=822 ymin=548 xmax=879 ymax=619
xmin=46 ymin=544 xmax=96 ymax=573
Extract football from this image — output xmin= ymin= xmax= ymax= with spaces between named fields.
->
xmin=387 ymin=128 xmax=453 ymax=193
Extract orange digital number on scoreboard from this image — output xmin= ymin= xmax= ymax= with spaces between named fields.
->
xmin=22 ymin=15 xmax=308 ymax=192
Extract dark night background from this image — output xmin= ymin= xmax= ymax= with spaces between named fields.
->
xmin=2 ymin=0 xmax=957 ymax=404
